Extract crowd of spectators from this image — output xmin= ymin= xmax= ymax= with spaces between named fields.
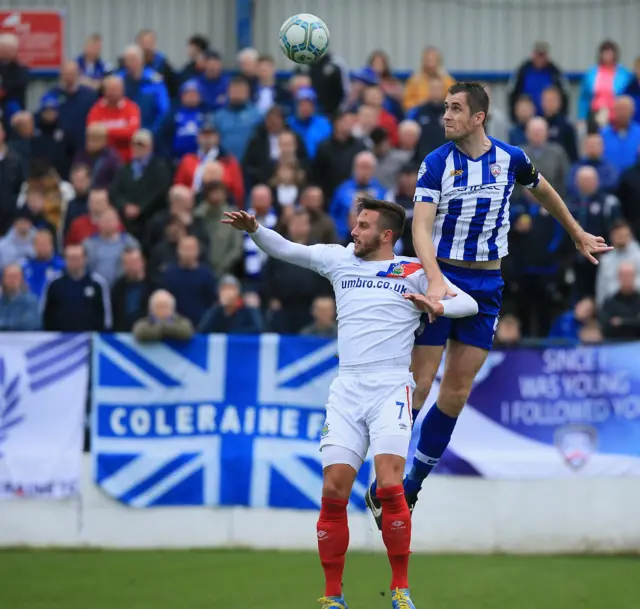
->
xmin=1 ymin=29 xmax=640 ymax=347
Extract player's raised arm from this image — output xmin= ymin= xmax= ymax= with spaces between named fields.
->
xmin=514 ymin=148 xmax=613 ymax=265
xmin=413 ymin=158 xmax=456 ymax=301
xmin=221 ymin=210 xmax=315 ymax=269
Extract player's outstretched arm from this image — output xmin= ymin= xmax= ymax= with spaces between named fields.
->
xmin=529 ymin=175 xmax=613 ymax=265
xmin=404 ymin=284 xmax=478 ymax=319
xmin=221 ymin=210 xmax=314 ymax=269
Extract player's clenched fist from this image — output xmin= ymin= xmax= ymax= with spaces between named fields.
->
xmin=221 ymin=210 xmax=259 ymax=233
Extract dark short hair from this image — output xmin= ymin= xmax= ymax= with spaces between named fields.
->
xmin=230 ymin=74 xmax=250 ymax=87
xmin=370 ymin=126 xmax=389 ymax=145
xmin=356 ymin=196 xmax=406 ymax=244
xmin=611 ymin=219 xmax=631 ymax=232
xmin=448 ymin=82 xmax=489 ymax=127
xmin=188 ymin=35 xmax=209 ymax=52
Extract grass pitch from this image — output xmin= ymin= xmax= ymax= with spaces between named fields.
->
xmin=0 ymin=549 xmax=637 ymax=609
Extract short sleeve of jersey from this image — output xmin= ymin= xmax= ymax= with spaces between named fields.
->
xmin=413 ymin=150 xmax=446 ymax=205
xmin=309 ymin=244 xmax=349 ymax=279
xmin=512 ymin=147 xmax=541 ymax=189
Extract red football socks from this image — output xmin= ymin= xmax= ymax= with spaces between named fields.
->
xmin=317 ymin=497 xmax=349 ymax=597
xmin=378 ymin=484 xmax=411 ymax=590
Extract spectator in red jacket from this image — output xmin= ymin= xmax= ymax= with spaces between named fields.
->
xmin=66 ymin=188 xmax=123 ymax=246
xmin=362 ymin=86 xmax=399 ymax=147
xmin=86 ymin=75 xmax=141 ymax=163
xmin=173 ymin=121 xmax=244 ymax=207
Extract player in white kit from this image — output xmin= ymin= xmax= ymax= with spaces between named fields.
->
xmin=221 ymin=198 xmax=478 ymax=609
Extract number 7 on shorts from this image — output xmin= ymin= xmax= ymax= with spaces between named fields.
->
xmin=396 ymin=401 xmax=405 ymax=420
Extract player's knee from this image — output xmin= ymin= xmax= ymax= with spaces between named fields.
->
xmin=438 ymin=383 xmax=471 ymax=417
xmin=322 ymin=465 xmax=354 ymax=500
xmin=413 ymin=369 xmax=436 ymax=408
xmin=375 ymin=455 xmax=405 ymax=490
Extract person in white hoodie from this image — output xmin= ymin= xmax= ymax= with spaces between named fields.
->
xmin=596 ymin=220 xmax=640 ymax=307
xmin=0 ymin=208 xmax=36 ymax=270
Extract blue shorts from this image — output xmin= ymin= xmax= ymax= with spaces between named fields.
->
xmin=414 ymin=262 xmax=504 ymax=351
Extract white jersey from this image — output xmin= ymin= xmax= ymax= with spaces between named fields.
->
xmin=413 ymin=137 xmax=540 ymax=262
xmin=249 ymin=227 xmax=478 ymax=369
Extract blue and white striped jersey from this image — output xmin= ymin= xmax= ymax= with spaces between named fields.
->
xmin=413 ymin=137 xmax=540 ymax=262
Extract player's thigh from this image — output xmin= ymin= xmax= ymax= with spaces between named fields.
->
xmin=320 ymin=376 xmax=369 ymax=465
xmin=411 ymin=344 xmax=444 ymax=392
xmin=438 ymin=338 xmax=490 ymax=416
xmin=366 ymin=375 xmax=413 ymax=485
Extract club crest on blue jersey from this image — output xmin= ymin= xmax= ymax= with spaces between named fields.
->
xmin=377 ymin=261 xmax=422 ymax=278
xmin=490 ymin=163 xmax=501 ymax=177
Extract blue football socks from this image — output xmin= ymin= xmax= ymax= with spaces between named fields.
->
xmin=404 ymin=403 xmax=458 ymax=495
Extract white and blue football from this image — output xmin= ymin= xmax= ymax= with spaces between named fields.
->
xmin=278 ymin=13 xmax=330 ymax=65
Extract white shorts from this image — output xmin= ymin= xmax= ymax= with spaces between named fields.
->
xmin=320 ymin=368 xmax=415 ymax=468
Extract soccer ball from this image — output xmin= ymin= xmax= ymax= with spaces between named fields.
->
xmin=278 ymin=13 xmax=330 ymax=65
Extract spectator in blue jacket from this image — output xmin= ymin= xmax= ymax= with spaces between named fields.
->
xmin=22 ymin=230 xmax=64 ymax=299
xmin=213 ymin=76 xmax=262 ymax=162
xmin=179 ymin=34 xmax=209 ymax=85
xmin=601 ymin=96 xmax=640 ymax=173
xmin=507 ymin=41 xmax=569 ymax=120
xmin=197 ymin=50 xmax=229 ymax=112
xmin=77 ymin=33 xmax=110 ymax=89
xmin=623 ymin=57 xmax=640 ymax=123
xmin=136 ymin=29 xmax=177 ymax=97
xmin=164 ymin=79 xmax=208 ymax=161
xmin=330 ymin=151 xmax=391 ymax=240
xmin=566 ymin=133 xmax=619 ymax=199
xmin=118 ymin=45 xmax=170 ymax=139
xmin=0 ymin=263 xmax=40 ymax=331
xmin=198 ymin=274 xmax=261 ymax=334
xmin=287 ymin=88 xmax=332 ymax=159
xmin=45 ymin=61 xmax=97 ymax=150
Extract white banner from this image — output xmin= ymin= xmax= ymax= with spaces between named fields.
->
xmin=0 ymin=333 xmax=89 ymax=499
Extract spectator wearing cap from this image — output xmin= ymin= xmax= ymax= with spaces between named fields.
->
xmin=8 ymin=111 xmax=34 ymax=176
xmin=132 ymin=289 xmax=194 ymax=342
xmin=0 ymin=208 xmax=35 ymax=270
xmin=507 ymin=42 xmax=569 ymax=120
xmin=136 ymin=29 xmax=177 ymax=97
xmin=370 ymin=127 xmax=411 ymax=191
xmin=144 ymin=184 xmax=208 ymax=255
xmin=174 ymin=121 xmax=245 ymax=206
xmin=198 ymin=274 xmax=261 ymax=334
xmin=407 ymin=76 xmax=447 ymax=159
xmin=244 ymin=106 xmax=308 ymax=187
xmin=287 ymin=87 xmax=332 ymax=159
xmin=44 ymin=60 xmax=97 ymax=150
xmin=32 ymin=94 xmax=76 ymax=180
xmin=402 ymin=47 xmax=455 ymax=113
xmin=162 ymin=235 xmax=217 ymax=327
xmin=73 ymin=123 xmax=123 ymax=189
xmin=256 ymin=54 xmax=292 ymax=115
xmin=42 ymin=244 xmax=111 ymax=332
xmin=0 ymin=263 xmax=40 ymax=331
xmin=306 ymin=51 xmax=351 ymax=116
xmin=179 ymin=34 xmax=209 ymax=84
xmin=109 ymin=129 xmax=171 ymax=238
xmin=0 ymin=34 xmax=29 ymax=130
xmin=76 ymin=33 xmax=111 ymax=89
xmin=111 ymin=248 xmax=153 ymax=332
xmin=117 ymin=45 xmax=170 ymax=139
xmin=312 ymin=111 xmax=367 ymax=202
xmin=601 ymin=96 xmax=640 ymax=173
xmin=194 ymin=163 xmax=244 ymax=277
xmin=197 ymin=50 xmax=230 ymax=112
xmin=579 ymin=41 xmax=633 ymax=128
xmin=162 ymin=78 xmax=208 ymax=161
xmin=22 ymin=230 xmax=64 ymax=299
xmin=330 ymin=151 xmax=391 ymax=240
xmin=213 ymin=76 xmax=262 ymax=162
xmin=541 ymin=86 xmax=578 ymax=162
xmin=83 ymin=207 xmax=140 ymax=288
xmin=623 ymin=57 xmax=640 ymax=123
xmin=0 ymin=122 xmax=24 ymax=234
xmin=87 ymin=75 xmax=141 ymax=163
xmin=566 ymin=133 xmax=619 ymax=200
